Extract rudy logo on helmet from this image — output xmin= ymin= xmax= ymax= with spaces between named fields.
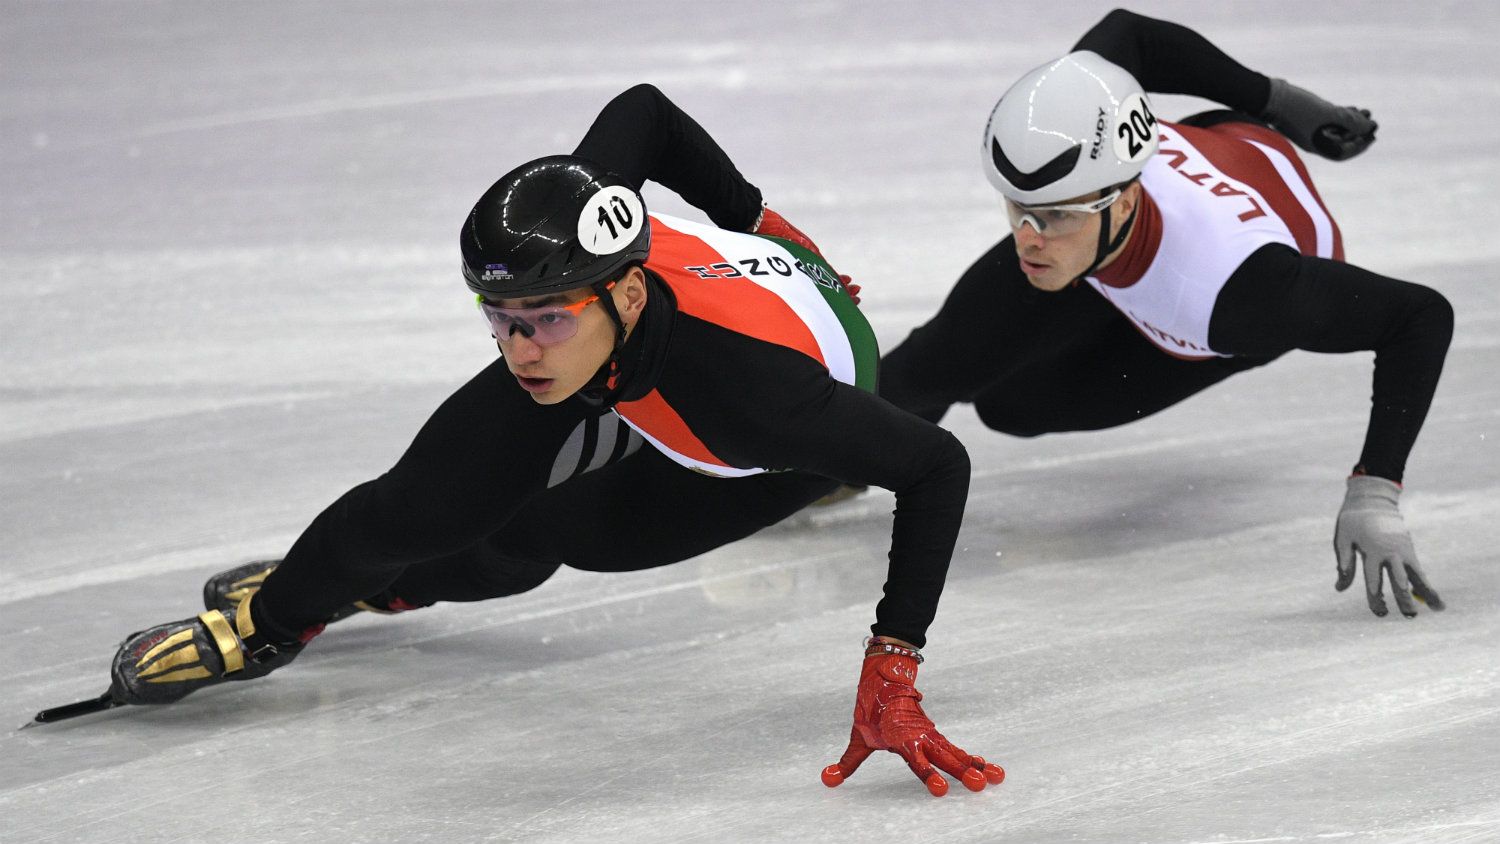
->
xmin=982 ymin=51 xmax=1158 ymax=281
xmin=982 ymin=50 xmax=1158 ymax=205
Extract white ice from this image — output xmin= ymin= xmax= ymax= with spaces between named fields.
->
xmin=3 ymin=2 xmax=1498 ymax=842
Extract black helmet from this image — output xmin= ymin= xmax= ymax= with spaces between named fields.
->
xmin=460 ymin=155 xmax=651 ymax=300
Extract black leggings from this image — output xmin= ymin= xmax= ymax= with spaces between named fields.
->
xmin=255 ymin=356 xmax=839 ymax=639
xmin=879 ymin=235 xmax=1278 ymax=435
xmin=377 ymin=447 xmax=840 ymax=607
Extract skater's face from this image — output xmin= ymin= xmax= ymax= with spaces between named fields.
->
xmin=488 ymin=266 xmax=647 ymax=405
xmin=1010 ymin=182 xmax=1139 ymax=291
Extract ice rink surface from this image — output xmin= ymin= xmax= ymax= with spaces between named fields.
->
xmin=3 ymin=2 xmax=1498 ymax=841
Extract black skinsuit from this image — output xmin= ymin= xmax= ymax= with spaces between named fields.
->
xmin=879 ymin=10 xmax=1452 ymax=483
xmin=255 ymin=85 xmax=968 ymax=649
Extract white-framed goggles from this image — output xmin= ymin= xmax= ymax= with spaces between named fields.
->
xmin=1004 ymin=188 xmax=1122 ymax=237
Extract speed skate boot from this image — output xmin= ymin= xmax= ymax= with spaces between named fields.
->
xmin=109 ymin=592 xmax=316 ymax=706
xmin=204 ymin=560 xmax=424 ymax=622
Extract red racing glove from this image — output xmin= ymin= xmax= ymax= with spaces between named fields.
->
xmin=751 ymin=205 xmax=861 ymax=305
xmin=751 ymin=205 xmax=824 ymax=256
xmin=821 ymin=639 xmax=1005 ymax=796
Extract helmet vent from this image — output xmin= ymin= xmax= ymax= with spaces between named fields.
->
xmin=990 ymin=137 xmax=1082 ymax=192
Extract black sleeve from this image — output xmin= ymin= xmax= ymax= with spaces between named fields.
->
xmin=573 ymin=83 xmax=763 ymax=232
xmin=668 ymin=327 xmax=970 ymax=648
xmin=255 ymin=359 xmax=601 ymax=637
xmin=1208 ymin=244 xmax=1454 ymax=483
xmin=779 ymin=380 xmax=970 ymax=650
xmin=1074 ymin=9 xmax=1272 ymax=114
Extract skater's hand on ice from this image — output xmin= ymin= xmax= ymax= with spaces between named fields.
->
xmin=821 ymin=639 xmax=1004 ymax=796
xmin=1334 ymin=475 xmax=1444 ymax=617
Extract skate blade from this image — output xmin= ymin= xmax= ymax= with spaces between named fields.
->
xmin=25 ymin=691 xmax=121 ymax=728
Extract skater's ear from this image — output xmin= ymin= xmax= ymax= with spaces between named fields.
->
xmin=615 ymin=265 xmax=649 ymax=328
xmin=1114 ymin=179 xmax=1143 ymax=220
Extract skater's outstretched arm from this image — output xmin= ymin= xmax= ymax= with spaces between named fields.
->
xmin=1075 ymin=8 xmax=1377 ymax=159
xmin=1210 ymin=244 xmax=1453 ymax=617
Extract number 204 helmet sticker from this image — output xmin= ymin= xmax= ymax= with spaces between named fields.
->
xmin=982 ymin=50 xmax=1158 ymax=205
xmin=1113 ymin=93 xmax=1159 ymax=164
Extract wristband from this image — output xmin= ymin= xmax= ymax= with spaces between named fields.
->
xmin=863 ymin=635 xmax=923 ymax=664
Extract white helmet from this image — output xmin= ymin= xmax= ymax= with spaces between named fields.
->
xmin=983 ymin=51 xmax=1158 ymax=205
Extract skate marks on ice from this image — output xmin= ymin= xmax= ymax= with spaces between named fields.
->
xmin=5 ymin=1 xmax=1500 ymax=841
xmin=913 ymin=496 xmax=1500 ymax=844
xmin=1178 ymin=816 xmax=1500 ymax=844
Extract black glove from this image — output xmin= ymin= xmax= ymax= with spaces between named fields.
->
xmin=1262 ymin=77 xmax=1378 ymax=161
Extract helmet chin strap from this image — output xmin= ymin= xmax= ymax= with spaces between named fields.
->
xmin=578 ymin=278 xmax=631 ymax=403
xmin=592 ymin=279 xmax=629 ymax=357
xmin=1072 ymin=188 xmax=1138 ymax=284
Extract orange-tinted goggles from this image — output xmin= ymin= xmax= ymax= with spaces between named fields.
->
xmin=477 ymin=283 xmax=613 ymax=347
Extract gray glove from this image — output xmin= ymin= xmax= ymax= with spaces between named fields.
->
xmin=1333 ymin=475 xmax=1444 ymax=617
xmin=1262 ymin=77 xmax=1378 ymax=161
